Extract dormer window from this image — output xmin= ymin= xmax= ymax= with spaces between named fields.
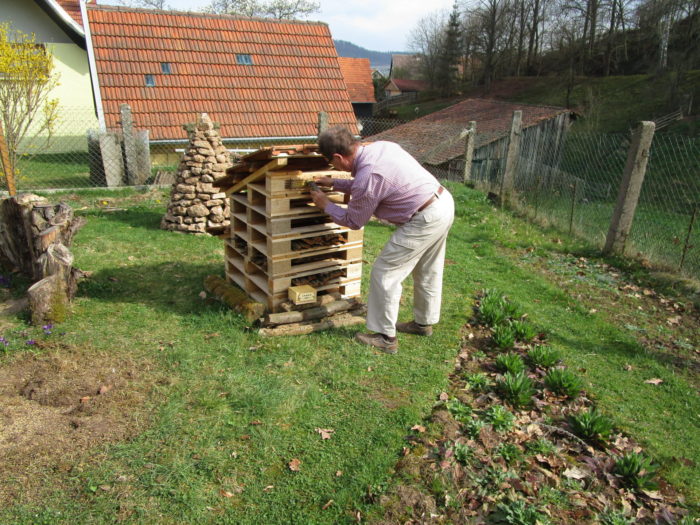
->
xmin=145 ymin=74 xmax=155 ymax=87
xmin=161 ymin=62 xmax=171 ymax=74
xmin=236 ymin=54 xmax=253 ymax=65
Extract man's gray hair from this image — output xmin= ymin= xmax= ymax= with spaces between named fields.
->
xmin=318 ymin=126 xmax=358 ymax=160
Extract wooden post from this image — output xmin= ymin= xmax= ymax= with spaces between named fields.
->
xmin=603 ymin=121 xmax=656 ymax=255
xmin=120 ymin=104 xmax=138 ymax=185
xmin=568 ymin=179 xmax=578 ymax=235
xmin=501 ymin=110 xmax=523 ymax=204
xmin=317 ymin=111 xmax=329 ymax=135
xmin=463 ymin=121 xmax=476 ymax=184
xmin=679 ymin=204 xmax=697 ymax=271
xmin=0 ymin=120 xmax=16 ymax=196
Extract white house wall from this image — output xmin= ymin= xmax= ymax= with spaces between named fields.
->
xmin=2 ymin=0 xmax=96 ymax=154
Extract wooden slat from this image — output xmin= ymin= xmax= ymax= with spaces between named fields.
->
xmin=225 ymin=157 xmax=288 ymax=196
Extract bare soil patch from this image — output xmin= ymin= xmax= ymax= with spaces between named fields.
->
xmin=0 ymin=342 xmax=159 ymax=503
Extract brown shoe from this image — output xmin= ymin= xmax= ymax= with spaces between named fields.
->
xmin=396 ymin=321 xmax=433 ymax=336
xmin=355 ymin=332 xmax=398 ymax=354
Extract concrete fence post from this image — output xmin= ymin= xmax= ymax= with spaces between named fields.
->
xmin=317 ymin=112 xmax=329 ymax=135
xmin=603 ymin=121 xmax=656 ymax=255
xmin=120 ymin=104 xmax=138 ymax=185
xmin=463 ymin=121 xmax=476 ymax=184
xmin=501 ymin=110 xmax=523 ymax=203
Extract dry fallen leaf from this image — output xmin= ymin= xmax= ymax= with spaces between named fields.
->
xmin=667 ymin=316 xmax=681 ymax=325
xmin=563 ymin=466 xmax=590 ymax=480
xmin=220 ymin=490 xmax=235 ymax=498
xmin=263 ymin=485 xmax=274 ymax=492
xmin=315 ymin=428 xmax=334 ymax=440
xmin=322 ymin=499 xmax=334 ymax=510
xmin=623 ymin=364 xmax=633 ymax=371
xmin=335 ymin=470 xmax=343 ymax=477
xmin=644 ymin=378 xmax=664 ymax=385
xmin=288 ymin=458 xmax=301 ymax=471
xmin=411 ymin=425 xmax=426 ymax=433
xmin=439 ymin=392 xmax=449 ymax=401
xmin=98 ymin=384 xmax=112 ymax=395
xmin=250 ymin=420 xmax=262 ymax=426
xmin=198 ymin=291 xmax=207 ymax=299
xmin=80 ymin=396 xmax=91 ymax=403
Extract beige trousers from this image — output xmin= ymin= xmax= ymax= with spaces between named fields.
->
xmin=366 ymin=189 xmax=455 ymax=337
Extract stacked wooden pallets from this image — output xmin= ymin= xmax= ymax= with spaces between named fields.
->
xmin=219 ymin=145 xmax=364 ymax=314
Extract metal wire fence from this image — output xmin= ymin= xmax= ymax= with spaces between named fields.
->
xmin=445 ymin=126 xmax=700 ymax=278
xmin=1 ymin=109 xmax=698 ymax=279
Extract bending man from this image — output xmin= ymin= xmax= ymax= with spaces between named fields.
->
xmin=310 ymin=126 xmax=455 ymax=354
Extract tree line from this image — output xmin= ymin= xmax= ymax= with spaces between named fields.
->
xmin=408 ymin=0 xmax=700 ymax=96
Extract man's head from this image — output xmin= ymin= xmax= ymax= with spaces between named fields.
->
xmin=318 ymin=126 xmax=359 ymax=171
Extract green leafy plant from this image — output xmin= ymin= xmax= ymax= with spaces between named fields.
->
xmin=492 ymin=498 xmax=550 ymax=524
xmin=598 ymin=509 xmax=635 ymax=525
xmin=496 ymin=443 xmax=523 ymax=464
xmin=464 ymin=417 xmax=487 ymax=438
xmin=464 ymin=372 xmax=489 ymax=391
xmin=526 ymin=345 xmax=561 ymax=368
xmin=453 ymin=442 xmax=474 ymax=465
xmin=525 ymin=438 xmax=556 ymax=456
xmin=511 ymin=319 xmax=537 ymax=342
xmin=496 ymin=371 xmax=535 ymax=407
xmin=503 ymin=300 xmax=524 ymax=320
xmin=485 ymin=404 xmax=515 ymax=432
xmin=613 ymin=453 xmax=659 ymax=491
xmin=495 ymin=352 xmax=525 ymax=374
xmin=446 ymin=399 xmax=472 ymax=423
xmin=568 ymin=408 xmax=614 ymax=445
xmin=479 ymin=294 xmax=508 ymax=326
xmin=492 ymin=323 xmax=517 ymax=349
xmin=544 ymin=368 xmax=583 ymax=398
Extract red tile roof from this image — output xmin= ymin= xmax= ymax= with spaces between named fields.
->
xmin=85 ymin=4 xmax=357 ymax=142
xmin=55 ymin=0 xmax=83 ymax=26
xmin=338 ymin=57 xmax=375 ymax=103
xmin=390 ymin=78 xmax=429 ymax=93
xmin=368 ymin=98 xmax=569 ymax=165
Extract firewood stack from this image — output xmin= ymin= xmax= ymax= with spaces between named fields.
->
xmin=161 ymin=113 xmax=232 ymax=235
xmin=0 ymin=194 xmax=85 ymax=324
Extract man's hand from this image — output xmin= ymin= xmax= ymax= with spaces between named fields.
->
xmin=310 ymin=189 xmax=331 ymax=210
xmin=314 ymin=176 xmax=333 ymax=188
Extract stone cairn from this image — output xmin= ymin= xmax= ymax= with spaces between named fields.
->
xmin=161 ymin=113 xmax=232 ymax=235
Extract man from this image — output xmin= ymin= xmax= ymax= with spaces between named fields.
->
xmin=310 ymin=126 xmax=454 ymax=354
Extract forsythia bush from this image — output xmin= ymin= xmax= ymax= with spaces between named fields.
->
xmin=0 ymin=22 xmax=59 ymax=182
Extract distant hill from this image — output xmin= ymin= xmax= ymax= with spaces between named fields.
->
xmin=333 ymin=40 xmax=409 ymax=71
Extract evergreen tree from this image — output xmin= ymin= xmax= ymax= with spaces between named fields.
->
xmin=435 ymin=3 xmax=464 ymax=96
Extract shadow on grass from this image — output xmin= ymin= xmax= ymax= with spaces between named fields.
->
xmin=79 ymin=208 xmax=165 ymax=231
xmin=77 ymin=261 xmax=230 ymax=317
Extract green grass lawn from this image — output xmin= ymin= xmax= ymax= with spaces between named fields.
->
xmin=1 ymin=184 xmax=698 ymax=523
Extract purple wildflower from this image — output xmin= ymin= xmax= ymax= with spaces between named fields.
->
xmin=42 ymin=323 xmax=53 ymax=335
xmin=26 ymin=339 xmax=36 ymax=346
xmin=0 ymin=336 xmax=8 ymax=347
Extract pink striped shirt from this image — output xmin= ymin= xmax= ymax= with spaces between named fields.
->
xmin=324 ymin=141 xmax=440 ymax=229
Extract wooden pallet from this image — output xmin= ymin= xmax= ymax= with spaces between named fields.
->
xmin=223 ymin=156 xmax=363 ymax=313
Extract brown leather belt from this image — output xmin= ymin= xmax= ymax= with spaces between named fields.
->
xmin=415 ymin=186 xmax=444 ymax=214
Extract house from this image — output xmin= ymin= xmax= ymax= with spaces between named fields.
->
xmin=389 ymin=53 xmax=422 ymax=80
xmin=367 ymin=98 xmax=571 ymax=179
xmin=383 ymin=78 xmax=429 ymax=98
xmin=82 ymin=4 xmax=358 ymax=165
xmin=337 ymin=57 xmax=376 ymax=119
xmin=1 ymin=0 xmax=96 ymax=153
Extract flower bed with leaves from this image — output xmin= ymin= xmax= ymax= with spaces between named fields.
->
xmin=375 ymin=290 xmax=695 ymax=524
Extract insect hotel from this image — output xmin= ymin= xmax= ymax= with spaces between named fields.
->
xmin=216 ymin=145 xmax=366 ymax=335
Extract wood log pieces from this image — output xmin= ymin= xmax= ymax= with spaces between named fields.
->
xmin=0 ymin=195 xmax=85 ymax=325
xmin=263 ymin=298 xmax=360 ymax=326
xmin=204 ymin=275 xmax=265 ymax=323
xmin=258 ymin=310 xmax=366 ymax=337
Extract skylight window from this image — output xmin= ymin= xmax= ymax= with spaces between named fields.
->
xmin=145 ymin=74 xmax=155 ymax=87
xmin=236 ymin=54 xmax=253 ymax=66
xmin=161 ymin=62 xmax=171 ymax=74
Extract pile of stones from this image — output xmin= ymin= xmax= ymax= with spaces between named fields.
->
xmin=161 ymin=113 xmax=232 ymax=235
